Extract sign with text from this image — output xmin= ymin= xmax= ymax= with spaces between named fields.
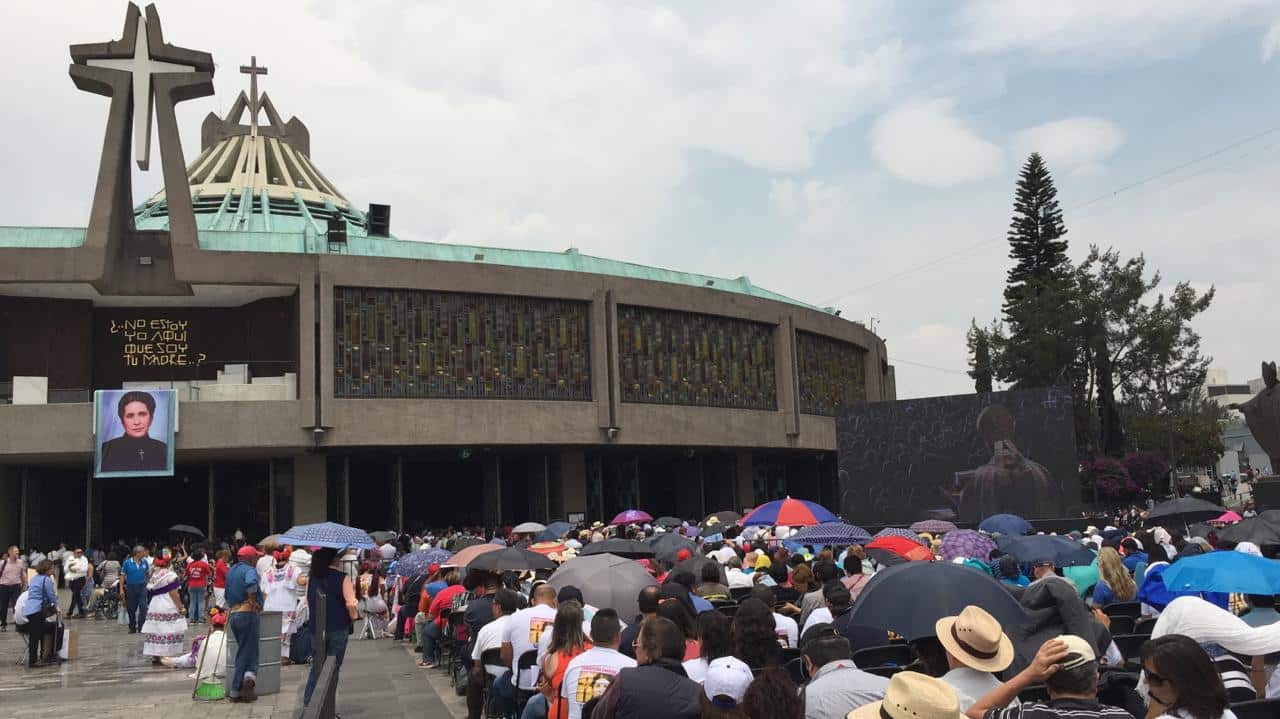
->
xmin=108 ymin=317 xmax=207 ymax=368
xmin=94 ymin=388 xmax=176 ymax=478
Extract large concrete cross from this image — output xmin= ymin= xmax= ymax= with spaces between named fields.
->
xmin=240 ymin=56 xmax=268 ymax=136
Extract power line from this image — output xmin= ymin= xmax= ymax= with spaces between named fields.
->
xmin=819 ymin=120 xmax=1280 ymax=305
xmin=890 ymin=357 xmax=970 ymax=375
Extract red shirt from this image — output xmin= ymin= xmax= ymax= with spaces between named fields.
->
xmin=428 ymin=584 xmax=466 ymax=629
xmin=187 ymin=560 xmax=212 ymax=588
xmin=213 ymin=559 xmax=229 ymax=589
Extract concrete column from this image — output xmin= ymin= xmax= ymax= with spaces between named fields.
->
xmin=482 ymin=457 xmax=501 ymax=529
xmin=207 ymin=465 xmax=216 ymax=540
xmin=84 ymin=467 xmax=93 ymax=549
xmin=0 ymin=467 xmax=19 ymax=548
xmin=591 ymin=290 xmax=613 ymax=429
xmin=776 ymin=315 xmax=800 ymax=437
xmin=297 ymin=271 xmax=317 ymax=428
xmin=394 ymin=456 xmax=404 ymax=533
xmin=318 ymin=271 xmax=335 ymax=428
xmin=293 ymin=454 xmax=327 ymax=524
xmin=560 ymin=450 xmax=587 ymax=518
xmin=735 ymin=449 xmax=754 ymax=511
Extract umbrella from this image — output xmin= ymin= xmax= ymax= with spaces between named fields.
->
xmin=537 ymin=521 xmax=574 ymax=542
xmin=648 ymin=533 xmax=699 ymax=564
xmin=1147 ymin=497 xmax=1226 ymax=526
xmin=1216 ymin=510 xmax=1280 ymax=545
xmin=469 ymin=547 xmax=558 ymax=573
xmin=368 ymin=530 xmax=397 ymax=543
xmin=788 ymin=522 xmax=872 ymax=546
xmin=169 ymin=524 xmax=205 ymax=538
xmin=672 ymin=555 xmax=728 ymax=585
xmin=865 ymin=535 xmax=934 ymax=562
xmin=995 ymin=535 xmax=1095 ymax=567
xmin=847 ymin=561 xmax=1028 ymax=640
xmin=1215 ymin=511 xmax=1243 ymax=524
xmin=978 ymin=514 xmax=1033 ymax=536
xmin=611 ymin=509 xmax=653 ymax=525
xmin=910 ymin=520 xmax=958 ymax=535
xmin=549 ymin=554 xmax=657 ymax=621
xmin=654 ymin=516 xmax=683 ymax=529
xmin=741 ymin=497 xmax=838 ymax=527
xmin=1161 ymin=551 xmax=1280 ymax=595
xmin=449 ymin=535 xmax=486 ymax=551
xmin=700 ymin=511 xmax=742 ymax=533
xmin=395 ymin=549 xmax=452 ymax=578
xmin=580 ymin=538 xmax=656 ymax=559
xmin=256 ymin=534 xmax=282 ymax=548
xmin=939 ymin=530 xmax=998 ymax=562
xmin=872 ymin=528 xmax=930 ymax=547
xmin=513 ymin=522 xmax=547 ymax=534
xmin=443 ymin=542 xmax=503 ymax=568
xmin=278 ymin=521 xmax=377 ymax=550
xmin=528 ymin=541 xmax=568 ymax=557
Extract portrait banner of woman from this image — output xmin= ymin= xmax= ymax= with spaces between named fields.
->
xmin=93 ymin=389 xmax=176 ymax=477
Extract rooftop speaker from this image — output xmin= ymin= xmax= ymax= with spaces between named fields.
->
xmin=326 ymin=214 xmax=347 ymax=245
xmin=368 ymin=203 xmax=391 ymax=236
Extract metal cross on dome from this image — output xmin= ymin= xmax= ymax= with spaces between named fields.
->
xmin=240 ymin=56 xmax=268 ymax=136
xmin=72 ymin=3 xmax=208 ymax=171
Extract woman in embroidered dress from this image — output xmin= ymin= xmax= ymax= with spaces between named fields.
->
xmin=262 ymin=549 xmax=302 ymax=661
xmin=141 ymin=557 xmax=188 ymax=665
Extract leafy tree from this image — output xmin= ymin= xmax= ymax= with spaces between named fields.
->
xmin=1123 ymin=452 xmax=1169 ymax=495
xmin=966 ymin=320 xmax=996 ymax=393
xmin=1085 ymin=457 xmax=1138 ymax=500
xmin=993 ymin=153 xmax=1078 ymax=391
xmin=1124 ymin=399 xmax=1226 ymax=493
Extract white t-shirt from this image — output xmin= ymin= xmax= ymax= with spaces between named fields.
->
xmin=773 ymin=612 xmax=798 ymax=648
xmin=471 ymin=615 xmax=510 ymax=678
xmin=256 ymin=555 xmax=274 ymax=581
xmin=504 ymin=603 xmax=558 ymax=690
xmin=683 ymin=657 xmax=709 ymax=683
xmin=560 ymin=646 xmax=636 ymax=719
xmin=803 ymin=607 xmax=833 ymax=637
xmin=726 ymin=569 xmax=753 ymax=589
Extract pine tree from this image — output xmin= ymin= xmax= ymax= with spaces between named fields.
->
xmin=994 ymin=153 xmax=1078 ymax=390
xmin=966 ymin=320 xmax=995 ymax=393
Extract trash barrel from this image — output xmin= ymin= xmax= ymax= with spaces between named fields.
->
xmin=224 ymin=611 xmax=282 ymax=696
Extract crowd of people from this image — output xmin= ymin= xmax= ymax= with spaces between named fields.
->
xmin=3 ymin=506 xmax=1279 ymax=719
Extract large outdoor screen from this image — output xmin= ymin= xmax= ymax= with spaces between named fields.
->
xmin=93 ymin=388 xmax=176 ymax=478
xmin=836 ymin=387 xmax=1079 ymax=525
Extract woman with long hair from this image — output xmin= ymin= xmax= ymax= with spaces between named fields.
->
xmin=534 ymin=600 xmax=591 ymax=719
xmin=1141 ymin=634 xmax=1233 ymax=719
xmin=684 ymin=610 xmax=733 ymax=682
xmin=658 ymin=598 xmax=700 ymax=661
xmin=1092 ymin=547 xmax=1137 ymax=607
xmin=740 ymin=667 xmax=802 ymax=719
xmin=732 ymin=598 xmax=781 ymax=669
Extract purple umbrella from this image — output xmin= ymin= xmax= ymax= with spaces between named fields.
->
xmin=611 ymin=509 xmax=653 ymax=525
xmin=910 ymin=519 xmax=958 ymax=535
xmin=872 ymin=527 xmax=929 ymax=547
xmin=939 ymin=529 xmax=997 ymax=562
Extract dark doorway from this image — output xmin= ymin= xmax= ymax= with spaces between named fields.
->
xmin=637 ymin=453 xmax=703 ymax=520
xmin=348 ymin=456 xmax=395 ymax=533
xmin=403 ymin=455 xmax=484 ymax=531
xmin=214 ymin=461 xmax=270 ymax=543
xmin=98 ymin=465 xmax=208 ymax=547
xmin=26 ymin=466 xmax=87 ymax=551
xmin=500 ymin=455 xmax=548 ymax=525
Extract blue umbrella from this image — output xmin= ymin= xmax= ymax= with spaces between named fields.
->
xmin=872 ymin=527 xmax=929 ymax=547
xmin=277 ymin=521 xmax=376 ymax=550
xmin=537 ymin=521 xmax=574 ymax=541
xmin=995 ymin=534 xmax=1095 ymax=567
xmin=394 ymin=548 xmax=453 ymax=578
xmin=1161 ymin=550 xmax=1280 ymax=595
xmin=789 ymin=522 xmax=872 ymax=546
xmin=979 ymin=513 xmax=1034 ymax=536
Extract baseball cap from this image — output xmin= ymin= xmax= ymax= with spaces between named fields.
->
xmin=236 ymin=545 xmax=260 ymax=559
xmin=1054 ymin=634 xmax=1096 ymax=670
xmin=704 ymin=656 xmax=753 ymax=706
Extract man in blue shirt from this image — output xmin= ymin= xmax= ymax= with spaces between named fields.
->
xmin=226 ymin=545 xmax=262 ymax=703
xmin=119 ymin=546 xmax=150 ymax=633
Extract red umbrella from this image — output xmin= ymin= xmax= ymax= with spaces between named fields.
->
xmin=443 ymin=542 xmax=502 ymax=567
xmin=739 ymin=497 xmax=838 ymax=527
xmin=866 ymin=535 xmax=934 ymax=562
xmin=528 ymin=541 xmax=567 ymax=556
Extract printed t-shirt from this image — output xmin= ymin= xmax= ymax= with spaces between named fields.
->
xmin=560 ymin=646 xmax=636 ymax=719
xmin=774 ymin=612 xmax=798 ymax=648
xmin=471 ymin=615 xmax=510 ymax=678
xmin=504 ymin=603 xmax=558 ymax=690
xmin=186 ymin=560 xmax=212 ymax=588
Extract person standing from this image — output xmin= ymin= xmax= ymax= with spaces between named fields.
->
xmin=63 ymin=547 xmax=89 ymax=618
xmin=226 ymin=545 xmax=262 ymax=703
xmin=0 ymin=546 xmax=28 ymax=632
xmin=261 ymin=550 xmax=302 ymax=662
xmin=212 ymin=548 xmax=231 ymax=609
xmin=97 ymin=552 xmax=121 ymax=594
xmin=22 ymin=560 xmax=58 ymax=668
xmin=141 ymin=557 xmax=187 ymax=664
xmin=120 ymin=546 xmax=151 ymax=634
xmin=185 ymin=551 xmax=212 ymax=623
xmin=302 ymin=548 xmax=359 ymax=708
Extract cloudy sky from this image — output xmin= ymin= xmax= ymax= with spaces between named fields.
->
xmin=3 ymin=1 xmax=1278 ymax=399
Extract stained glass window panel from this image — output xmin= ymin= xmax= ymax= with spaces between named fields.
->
xmin=796 ymin=330 xmax=866 ymax=416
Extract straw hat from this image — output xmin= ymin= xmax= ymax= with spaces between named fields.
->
xmin=847 ymin=671 xmax=962 ymax=719
xmin=935 ymin=605 xmax=1014 ymax=673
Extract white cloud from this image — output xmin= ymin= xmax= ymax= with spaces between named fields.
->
xmin=1264 ymin=21 xmax=1280 ymax=61
xmin=870 ymin=99 xmax=1004 ymax=186
xmin=1012 ymin=117 xmax=1126 ymax=174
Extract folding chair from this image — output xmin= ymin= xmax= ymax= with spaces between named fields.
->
xmin=1111 ymin=634 xmax=1149 ymax=671
xmin=1230 ymin=698 xmax=1280 ymax=719
xmin=1106 ymin=615 xmax=1135 ymax=636
xmin=852 ymin=644 xmax=912 ymax=669
xmin=514 ymin=649 xmax=540 ymax=714
xmin=1103 ymin=601 xmax=1141 ymax=618
xmin=479 ymin=648 xmax=504 ymax=719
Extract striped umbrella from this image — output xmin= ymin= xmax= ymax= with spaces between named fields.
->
xmin=740 ymin=497 xmax=838 ymax=527
xmin=909 ymin=520 xmax=958 ymax=534
xmin=872 ymin=527 xmax=930 ymax=547
xmin=939 ymin=530 xmax=997 ymax=562
xmin=788 ymin=522 xmax=872 ymax=546
xmin=866 ymin=535 xmax=934 ymax=562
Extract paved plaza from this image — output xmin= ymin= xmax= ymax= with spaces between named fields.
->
xmin=0 ymin=592 xmax=465 ymax=719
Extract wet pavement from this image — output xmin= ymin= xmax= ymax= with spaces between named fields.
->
xmin=0 ymin=590 xmax=456 ymax=718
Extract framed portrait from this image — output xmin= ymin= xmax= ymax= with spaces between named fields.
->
xmin=567 ymin=512 xmax=586 ymax=524
xmin=93 ymin=389 xmax=176 ymax=478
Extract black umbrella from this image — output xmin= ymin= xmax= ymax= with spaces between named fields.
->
xmin=1216 ymin=510 xmax=1280 ymax=545
xmin=672 ymin=555 xmax=727 ymax=585
xmin=1146 ymin=497 xmax=1226 ymax=527
xmin=468 ymin=547 xmax=558 ymax=573
xmin=866 ymin=547 xmax=909 ymax=568
xmin=169 ymin=524 xmax=205 ymax=538
xmin=449 ymin=535 xmax=486 ymax=551
xmin=699 ymin=511 xmax=741 ymax=533
xmin=653 ymin=516 xmax=684 ymax=529
xmin=995 ymin=535 xmax=1095 ymax=567
xmin=847 ymin=561 xmax=1028 ymax=640
xmin=549 ymin=554 xmax=657 ymax=620
xmin=647 ymin=533 xmax=698 ymax=565
xmin=580 ymin=538 xmax=656 ymax=560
